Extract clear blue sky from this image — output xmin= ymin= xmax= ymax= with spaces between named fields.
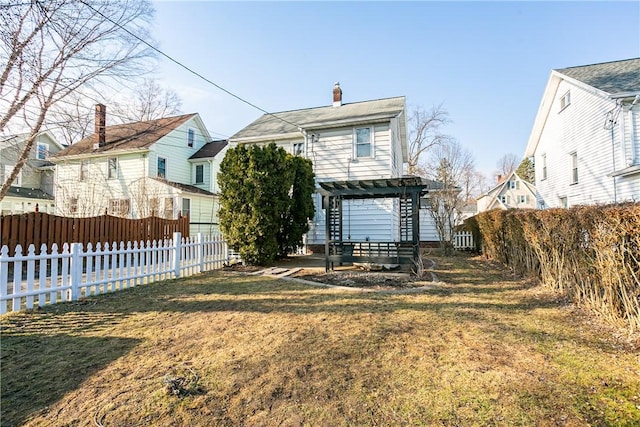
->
xmin=151 ymin=1 xmax=640 ymax=178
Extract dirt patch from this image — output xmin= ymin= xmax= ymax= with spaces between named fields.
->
xmin=292 ymin=269 xmax=433 ymax=290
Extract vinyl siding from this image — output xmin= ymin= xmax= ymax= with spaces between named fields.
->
xmin=182 ymin=194 xmax=219 ymax=235
xmin=534 ymin=80 xmax=640 ymax=207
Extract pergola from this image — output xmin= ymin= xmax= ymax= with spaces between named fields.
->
xmin=318 ymin=176 xmax=438 ymax=272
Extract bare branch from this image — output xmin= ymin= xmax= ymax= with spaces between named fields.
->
xmin=407 ymin=103 xmax=452 ymax=176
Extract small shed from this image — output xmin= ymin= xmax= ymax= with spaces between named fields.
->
xmin=318 ymin=176 xmax=438 ymax=272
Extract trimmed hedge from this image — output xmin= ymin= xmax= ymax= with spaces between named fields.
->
xmin=468 ymin=204 xmax=640 ymax=331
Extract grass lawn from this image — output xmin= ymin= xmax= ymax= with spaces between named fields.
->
xmin=1 ymin=254 xmax=639 ymax=426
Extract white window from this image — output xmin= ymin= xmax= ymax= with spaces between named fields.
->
xmin=109 ymin=198 xmax=130 ymax=217
xmin=79 ymin=160 xmax=89 ymax=181
xmin=194 ymin=164 xmax=204 ymax=184
xmin=559 ymin=196 xmax=568 ymax=208
xmin=518 ymin=195 xmax=528 ymax=204
xmin=157 ymin=157 xmax=167 ymax=179
xmin=541 ymin=154 xmax=547 ymax=180
xmin=560 ymin=90 xmax=571 ymax=111
xmin=570 ymin=152 xmax=578 ymax=184
xmin=188 ymin=128 xmax=195 ymax=148
xmin=354 ymin=127 xmax=372 ymax=158
xmin=292 ymin=142 xmax=304 ymax=156
xmin=149 ymin=198 xmax=159 ymax=216
xmin=499 ymin=195 xmax=510 ymax=204
xmin=182 ymin=198 xmax=191 ymax=217
xmin=507 ymin=180 xmax=517 ymax=189
xmin=36 ymin=142 xmax=49 ymax=160
xmin=107 ymin=157 xmax=118 ymax=179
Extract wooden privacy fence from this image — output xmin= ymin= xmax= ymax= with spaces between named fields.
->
xmin=0 ymin=233 xmax=235 ymax=314
xmin=0 ymin=212 xmax=189 ymax=255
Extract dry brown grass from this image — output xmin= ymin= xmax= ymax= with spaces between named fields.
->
xmin=2 ymin=254 xmax=639 ymax=426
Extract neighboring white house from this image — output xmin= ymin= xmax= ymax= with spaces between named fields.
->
xmin=229 ymin=83 xmax=440 ymax=248
xmin=525 ymin=58 xmax=640 ymax=208
xmin=52 ymin=105 xmax=223 ymax=234
xmin=476 ymin=171 xmax=536 ymax=213
xmin=0 ymin=131 xmax=64 ymax=215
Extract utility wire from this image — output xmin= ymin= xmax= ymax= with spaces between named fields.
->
xmin=78 ymin=0 xmax=302 ymax=131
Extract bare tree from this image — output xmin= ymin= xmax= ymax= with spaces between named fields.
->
xmin=407 ymin=104 xmax=453 ymax=176
xmin=495 ymin=153 xmax=519 ymax=182
xmin=424 ymin=139 xmax=475 ymax=255
xmin=0 ymin=0 xmax=155 ymax=200
xmin=111 ymin=78 xmax=183 ymax=123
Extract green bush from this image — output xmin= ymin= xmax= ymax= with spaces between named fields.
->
xmin=218 ymin=144 xmax=315 ymax=265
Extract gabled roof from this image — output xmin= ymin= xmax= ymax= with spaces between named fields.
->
xmin=189 ymin=140 xmax=228 ymax=160
xmin=556 ymin=58 xmax=640 ymax=95
xmin=5 ymin=186 xmax=54 ymax=200
xmin=0 ymin=130 xmax=65 ymax=151
xmin=477 ymin=171 xmax=536 ymax=206
xmin=230 ymin=96 xmax=406 ymax=141
xmin=53 ymin=113 xmax=198 ymax=158
xmin=525 ymin=58 xmax=640 ymax=157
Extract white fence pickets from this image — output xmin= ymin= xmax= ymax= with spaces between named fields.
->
xmin=0 ymin=232 xmax=232 ymax=314
xmin=454 ymin=231 xmax=475 ymax=250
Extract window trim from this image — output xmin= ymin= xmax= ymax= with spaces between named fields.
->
xmin=541 ymin=154 xmax=547 ymax=180
xmin=559 ymin=90 xmax=571 ymax=111
xmin=79 ymin=160 xmax=89 ymax=181
xmin=194 ymin=164 xmax=204 ymax=184
xmin=157 ymin=156 xmax=167 ymax=179
xmin=36 ymin=142 xmax=49 ymax=160
xmin=292 ymin=142 xmax=304 ymax=156
xmin=569 ymin=151 xmax=578 ymax=185
xmin=107 ymin=156 xmax=118 ymax=179
xmin=182 ymin=198 xmax=191 ymax=218
xmin=187 ymin=128 xmax=195 ymax=148
xmin=354 ymin=126 xmax=374 ymax=159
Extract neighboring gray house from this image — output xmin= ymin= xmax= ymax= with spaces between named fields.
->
xmin=229 ymin=83 xmax=440 ymax=248
xmin=0 ymin=131 xmax=64 ymax=215
xmin=525 ymin=58 xmax=640 ymax=208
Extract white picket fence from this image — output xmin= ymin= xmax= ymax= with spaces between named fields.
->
xmin=0 ymin=232 xmax=234 ymax=314
xmin=453 ymin=231 xmax=475 ymax=250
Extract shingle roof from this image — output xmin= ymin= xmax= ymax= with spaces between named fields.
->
xmin=6 ymin=186 xmax=53 ymax=200
xmin=54 ymin=114 xmax=197 ymax=157
xmin=151 ymin=178 xmax=215 ymax=196
xmin=189 ymin=140 xmax=228 ymax=160
xmin=231 ymin=96 xmax=406 ymax=140
xmin=556 ymin=58 xmax=640 ymax=95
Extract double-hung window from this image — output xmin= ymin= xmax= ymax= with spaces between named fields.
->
xmin=354 ymin=127 xmax=372 ymax=158
xmin=36 ymin=142 xmax=49 ymax=160
xmin=188 ymin=128 xmax=195 ymax=148
xmin=195 ymin=164 xmax=204 ymax=184
xmin=570 ymin=152 xmax=578 ymax=184
xmin=108 ymin=157 xmax=118 ymax=179
xmin=157 ymin=157 xmax=167 ymax=179
xmin=541 ymin=154 xmax=547 ymax=180
xmin=79 ymin=161 xmax=89 ymax=181
xmin=560 ymin=90 xmax=571 ymax=111
xmin=182 ymin=198 xmax=191 ymax=218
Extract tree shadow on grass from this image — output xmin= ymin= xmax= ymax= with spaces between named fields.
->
xmin=1 ymin=333 xmax=140 ymax=427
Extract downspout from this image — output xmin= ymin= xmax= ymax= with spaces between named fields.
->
xmin=630 ymin=95 xmax=640 ymax=165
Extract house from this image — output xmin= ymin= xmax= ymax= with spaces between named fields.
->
xmin=52 ymin=105 xmax=225 ymax=235
xmin=525 ymin=58 xmax=640 ymax=208
xmin=476 ymin=171 xmax=536 ymax=213
xmin=229 ymin=83 xmax=440 ymax=250
xmin=0 ymin=131 xmax=64 ymax=215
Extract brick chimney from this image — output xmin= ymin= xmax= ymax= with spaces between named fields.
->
xmin=94 ymin=103 xmax=106 ymax=148
xmin=332 ymin=82 xmax=342 ymax=107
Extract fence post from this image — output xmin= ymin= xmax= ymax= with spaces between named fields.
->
xmin=197 ymin=233 xmax=204 ymax=273
xmin=172 ymin=232 xmax=182 ymax=278
xmin=70 ymin=243 xmax=82 ymax=301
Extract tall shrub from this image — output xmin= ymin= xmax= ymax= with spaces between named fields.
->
xmin=218 ymin=144 xmax=315 ymax=265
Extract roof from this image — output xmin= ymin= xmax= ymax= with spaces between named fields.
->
xmin=477 ymin=171 xmax=536 ymax=205
xmin=230 ymin=96 xmax=406 ymax=141
xmin=525 ymin=58 xmax=640 ymax=157
xmin=5 ymin=186 xmax=54 ymax=200
xmin=151 ymin=178 xmax=215 ymax=196
xmin=189 ymin=140 xmax=228 ymax=160
xmin=556 ymin=58 xmax=640 ymax=96
xmin=53 ymin=114 xmax=197 ymax=158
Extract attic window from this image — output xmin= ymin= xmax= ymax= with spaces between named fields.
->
xmin=188 ymin=128 xmax=195 ymax=148
xmin=37 ymin=142 xmax=49 ymax=160
xmin=157 ymin=157 xmax=167 ymax=179
xmin=354 ymin=127 xmax=373 ymax=158
xmin=559 ymin=91 xmax=571 ymax=111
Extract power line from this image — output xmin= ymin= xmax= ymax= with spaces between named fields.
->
xmin=78 ymin=0 xmax=302 ymax=131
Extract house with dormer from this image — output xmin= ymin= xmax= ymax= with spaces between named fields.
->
xmin=1 ymin=131 xmax=64 ymax=215
xmin=229 ymin=83 xmax=440 ymax=249
xmin=525 ymin=58 xmax=640 ymax=208
xmin=52 ymin=105 xmax=225 ymax=234
xmin=476 ymin=171 xmax=536 ymax=213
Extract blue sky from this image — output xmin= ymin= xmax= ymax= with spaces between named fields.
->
xmin=151 ymin=1 xmax=640 ymax=178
